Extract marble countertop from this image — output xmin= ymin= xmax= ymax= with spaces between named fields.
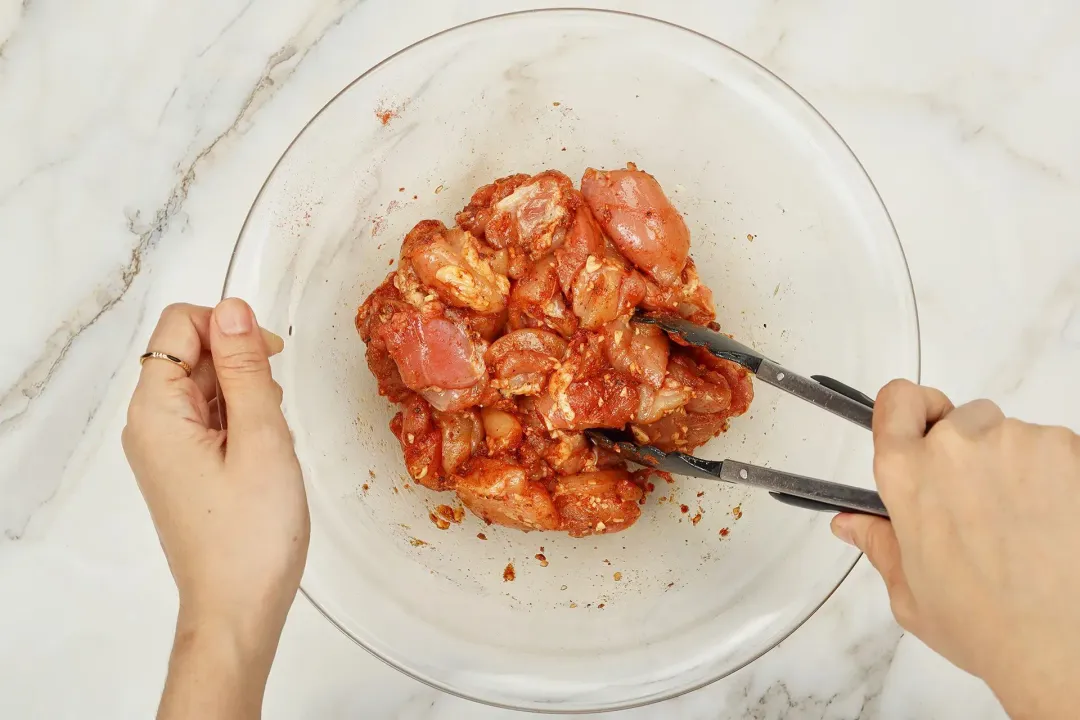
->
xmin=2 ymin=0 xmax=1077 ymax=717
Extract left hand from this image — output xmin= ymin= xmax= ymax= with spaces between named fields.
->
xmin=122 ymin=299 xmax=309 ymax=664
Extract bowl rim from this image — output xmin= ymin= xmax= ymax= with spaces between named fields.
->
xmin=221 ymin=6 xmax=922 ymax=714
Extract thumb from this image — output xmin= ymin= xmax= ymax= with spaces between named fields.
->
xmin=210 ymin=298 xmax=288 ymax=446
xmin=832 ymin=513 xmax=918 ymax=629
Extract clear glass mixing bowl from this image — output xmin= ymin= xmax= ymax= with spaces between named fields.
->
xmin=223 ymin=9 xmax=919 ymax=713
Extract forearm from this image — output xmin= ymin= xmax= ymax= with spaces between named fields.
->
xmin=157 ymin=610 xmax=282 ymax=720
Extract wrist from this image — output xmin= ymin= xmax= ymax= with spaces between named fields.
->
xmin=995 ymin=687 xmax=1078 ymax=720
xmin=175 ymin=600 xmax=287 ymax=680
xmin=984 ymin=643 xmax=1080 ymax=720
xmin=159 ymin=605 xmax=286 ymax=720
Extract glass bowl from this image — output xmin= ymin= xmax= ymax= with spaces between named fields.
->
xmin=223 ymin=9 xmax=919 ymax=713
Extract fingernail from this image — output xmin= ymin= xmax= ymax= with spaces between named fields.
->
xmin=831 ymin=517 xmax=856 ymax=546
xmin=215 ymin=298 xmax=254 ymax=335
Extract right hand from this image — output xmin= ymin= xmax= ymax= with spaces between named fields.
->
xmin=832 ymin=380 xmax=1080 ymax=720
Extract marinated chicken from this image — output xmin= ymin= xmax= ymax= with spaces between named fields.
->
xmin=355 ymin=165 xmax=753 ymax=537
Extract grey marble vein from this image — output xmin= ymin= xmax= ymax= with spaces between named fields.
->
xmin=832 ymin=87 xmax=1073 ymax=185
xmin=0 ymin=0 xmax=364 ymax=432
xmin=0 ymin=0 xmax=32 ymax=62
xmin=0 ymin=0 xmax=368 ymax=542
xmin=195 ymin=0 xmax=259 ymax=59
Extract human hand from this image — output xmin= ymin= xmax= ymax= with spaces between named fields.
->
xmin=833 ymin=380 xmax=1080 ymax=719
xmin=122 ymin=299 xmax=309 ymax=715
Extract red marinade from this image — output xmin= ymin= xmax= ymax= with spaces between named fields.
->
xmin=355 ymin=164 xmax=753 ymax=537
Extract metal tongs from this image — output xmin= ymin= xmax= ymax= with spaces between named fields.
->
xmin=586 ymin=314 xmax=888 ymax=517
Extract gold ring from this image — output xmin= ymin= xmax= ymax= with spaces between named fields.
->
xmin=139 ymin=351 xmax=192 ymax=376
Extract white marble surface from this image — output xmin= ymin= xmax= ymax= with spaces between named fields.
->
xmin=1 ymin=0 xmax=1077 ymax=717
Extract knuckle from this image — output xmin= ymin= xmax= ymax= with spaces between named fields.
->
xmin=994 ymin=416 xmax=1028 ymax=451
xmin=217 ymin=349 xmax=268 ymax=376
xmin=930 ymin=415 xmax=965 ymax=443
xmin=1058 ymin=424 xmax=1080 ymax=449
xmin=973 ymin=399 xmax=1006 ymax=423
xmin=999 ymin=416 xmax=1026 ymax=437
xmin=1042 ymin=424 xmax=1079 ymax=455
xmin=876 ymin=378 xmax=916 ymax=408
xmin=873 ymin=446 xmax=907 ymax=481
xmin=159 ymin=302 xmax=190 ymax=324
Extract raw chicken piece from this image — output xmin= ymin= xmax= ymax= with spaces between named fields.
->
xmin=480 ymin=407 xmax=524 ymax=455
xmin=630 ymin=347 xmax=754 ymax=451
xmin=434 ymin=408 xmax=484 ymax=476
xmin=689 ymin=347 xmax=755 ymax=418
xmin=667 ymin=352 xmax=734 ymax=414
xmin=455 ymin=458 xmax=561 ymax=532
xmin=419 ymin=382 xmax=492 ymax=414
xmin=355 ymin=275 xmax=414 ymax=402
xmin=373 ymin=299 xmax=491 ymax=412
xmin=569 ymin=253 xmax=646 ymax=329
xmin=536 ymin=332 xmax=639 ymax=431
xmin=581 ymin=164 xmax=690 ymax=287
xmin=556 ymin=205 xmax=646 ymax=329
xmin=400 ymin=220 xmax=510 ymax=315
xmin=634 ymin=378 xmax=693 ymax=425
xmin=515 ymin=396 xmax=562 ymax=476
xmin=628 ymin=410 xmax=729 ymax=453
xmin=364 ymin=343 xmax=412 ymax=403
xmin=456 ymin=173 xmax=531 ymax=238
xmin=554 ymin=205 xmax=605 ymax=294
xmin=602 ymin=317 xmax=670 ymax=388
xmin=640 ymin=259 xmax=716 ymax=324
xmin=475 ymin=170 xmax=578 ymax=270
xmin=355 ymin=273 xmax=407 ymax=342
xmin=378 ymin=304 xmax=486 ymax=391
xmin=552 ymin=470 xmax=644 ymax=537
xmin=507 ymin=253 xmax=578 ymax=338
xmin=389 ymin=394 xmax=447 ymax=490
xmin=447 ymin=305 xmax=509 ymax=343
xmin=486 ymin=328 xmax=567 ymax=396
xmin=541 ymin=431 xmax=592 ymax=476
